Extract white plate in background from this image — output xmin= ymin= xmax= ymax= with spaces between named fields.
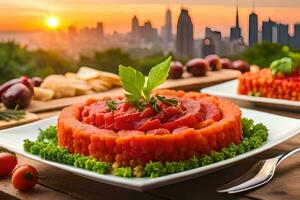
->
xmin=202 ymin=80 xmax=300 ymax=111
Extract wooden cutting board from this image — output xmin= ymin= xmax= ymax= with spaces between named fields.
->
xmin=0 ymin=112 xmax=39 ymax=130
xmin=160 ymin=69 xmax=241 ymax=90
xmin=27 ymin=69 xmax=240 ymax=113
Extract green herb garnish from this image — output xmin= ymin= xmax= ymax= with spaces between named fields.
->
xmin=270 ymin=46 xmax=300 ymax=76
xmin=105 ymin=99 xmax=117 ymax=111
xmin=119 ymin=57 xmax=172 ymax=108
xmin=149 ymin=95 xmax=179 ymax=113
xmin=114 ymin=167 xmax=132 ymax=177
xmin=247 ymin=91 xmax=260 ymax=97
xmin=149 ymin=97 xmax=160 ymax=112
xmin=0 ymin=109 xmax=25 ymax=121
xmin=37 ymin=125 xmax=57 ymax=145
xmin=270 ymin=57 xmax=293 ymax=75
xmin=156 ymin=95 xmax=178 ymax=106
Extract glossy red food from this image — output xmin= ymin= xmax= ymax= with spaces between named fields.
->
xmin=0 ymin=76 xmax=33 ymax=103
xmin=19 ymin=76 xmax=34 ymax=93
xmin=1 ymin=83 xmax=33 ymax=109
xmin=232 ymin=60 xmax=250 ymax=73
xmin=11 ymin=165 xmax=38 ymax=191
xmin=0 ymin=152 xmax=17 ymax=176
xmin=220 ymin=58 xmax=233 ymax=69
xmin=238 ymin=68 xmax=300 ymax=101
xmin=186 ymin=58 xmax=209 ymax=76
xmin=31 ymin=77 xmax=43 ymax=87
xmin=0 ymin=78 xmax=20 ymax=102
xmin=169 ymin=61 xmax=184 ymax=79
xmin=205 ymin=54 xmax=222 ymax=71
xmin=58 ymin=90 xmax=242 ymax=166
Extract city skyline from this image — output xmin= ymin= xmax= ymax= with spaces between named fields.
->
xmin=0 ymin=1 xmax=300 ymax=42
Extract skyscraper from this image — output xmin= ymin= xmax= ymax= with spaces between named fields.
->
xmin=230 ymin=4 xmax=242 ymax=41
xmin=131 ymin=15 xmax=140 ymax=41
xmin=176 ymin=8 xmax=194 ymax=58
xmin=249 ymin=12 xmax=258 ymax=47
xmin=262 ymin=18 xmax=276 ymax=42
xmin=140 ymin=21 xmax=158 ymax=42
xmin=277 ymin=24 xmax=289 ymax=45
xmin=290 ymin=23 xmax=300 ymax=49
xmin=96 ymin=22 xmax=104 ymax=41
xmin=164 ymin=8 xmax=172 ymax=44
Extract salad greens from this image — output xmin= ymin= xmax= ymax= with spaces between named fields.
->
xmin=270 ymin=46 xmax=300 ymax=75
xmin=23 ymin=118 xmax=268 ymax=178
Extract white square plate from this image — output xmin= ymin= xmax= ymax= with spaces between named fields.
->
xmin=0 ymin=108 xmax=299 ymax=191
xmin=201 ymin=80 xmax=300 ymax=111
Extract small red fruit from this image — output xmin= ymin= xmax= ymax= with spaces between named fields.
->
xmin=186 ymin=58 xmax=209 ymax=76
xmin=169 ymin=61 xmax=184 ymax=79
xmin=31 ymin=77 xmax=43 ymax=87
xmin=1 ymin=83 xmax=33 ymax=109
xmin=0 ymin=152 xmax=17 ymax=176
xmin=220 ymin=58 xmax=233 ymax=69
xmin=232 ymin=60 xmax=250 ymax=73
xmin=205 ymin=54 xmax=222 ymax=71
xmin=12 ymin=165 xmax=38 ymax=191
xmin=19 ymin=76 xmax=34 ymax=93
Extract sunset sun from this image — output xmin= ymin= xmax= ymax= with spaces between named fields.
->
xmin=46 ymin=16 xmax=59 ymax=29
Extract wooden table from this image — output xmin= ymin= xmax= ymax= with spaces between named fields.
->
xmin=0 ymin=101 xmax=299 ymax=200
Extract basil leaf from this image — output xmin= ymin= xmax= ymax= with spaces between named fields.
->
xmin=119 ymin=65 xmax=145 ymax=101
xmin=144 ymin=57 xmax=172 ymax=100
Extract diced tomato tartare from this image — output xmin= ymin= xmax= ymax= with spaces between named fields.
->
xmin=238 ymin=68 xmax=300 ymax=101
xmin=58 ymin=90 xmax=242 ymax=166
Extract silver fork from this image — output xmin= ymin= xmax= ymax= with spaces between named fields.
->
xmin=217 ymin=147 xmax=300 ymax=194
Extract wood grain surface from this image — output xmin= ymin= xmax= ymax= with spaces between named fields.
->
xmin=0 ymin=112 xmax=39 ymax=130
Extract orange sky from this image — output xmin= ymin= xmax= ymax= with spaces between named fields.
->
xmin=0 ymin=1 xmax=300 ymax=39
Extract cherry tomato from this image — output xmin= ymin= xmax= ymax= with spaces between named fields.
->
xmin=0 ymin=152 xmax=17 ymax=176
xmin=12 ymin=165 xmax=38 ymax=191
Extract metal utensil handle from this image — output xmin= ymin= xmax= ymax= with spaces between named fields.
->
xmin=277 ymin=147 xmax=300 ymax=166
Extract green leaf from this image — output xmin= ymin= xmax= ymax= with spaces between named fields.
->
xmin=149 ymin=97 xmax=160 ymax=112
xmin=270 ymin=57 xmax=292 ymax=75
xmin=156 ymin=95 xmax=178 ymax=106
xmin=105 ymin=99 xmax=117 ymax=111
xmin=119 ymin=65 xmax=145 ymax=102
xmin=144 ymin=57 xmax=172 ymax=100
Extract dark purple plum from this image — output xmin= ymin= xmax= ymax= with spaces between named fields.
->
xmin=232 ymin=60 xmax=250 ymax=73
xmin=169 ymin=61 xmax=184 ymax=79
xmin=0 ymin=78 xmax=20 ymax=102
xmin=186 ymin=58 xmax=209 ymax=76
xmin=220 ymin=58 xmax=233 ymax=69
xmin=1 ymin=83 xmax=32 ymax=109
xmin=19 ymin=76 xmax=34 ymax=93
xmin=31 ymin=77 xmax=43 ymax=87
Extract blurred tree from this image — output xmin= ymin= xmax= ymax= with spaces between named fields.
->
xmin=0 ymin=42 xmax=73 ymax=84
xmin=137 ymin=52 xmax=173 ymax=74
xmin=78 ymin=48 xmax=139 ymax=74
xmin=229 ymin=42 xmax=292 ymax=68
